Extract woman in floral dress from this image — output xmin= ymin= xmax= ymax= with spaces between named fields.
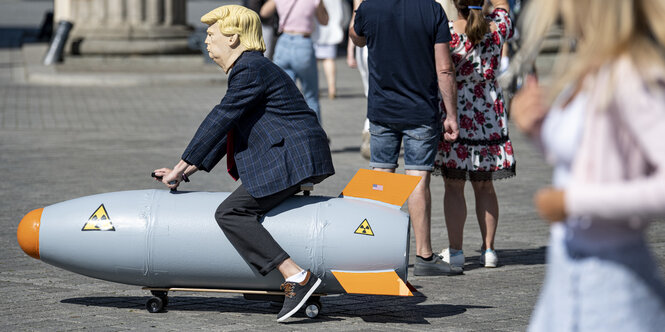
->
xmin=434 ymin=0 xmax=515 ymax=269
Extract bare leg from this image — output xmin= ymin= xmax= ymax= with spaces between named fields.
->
xmin=277 ymin=258 xmax=303 ymax=280
xmin=405 ymin=169 xmax=433 ymax=258
xmin=373 ymin=168 xmax=433 ymax=257
xmin=443 ymin=178 xmax=466 ymax=250
xmin=471 ymin=180 xmax=499 ymax=250
xmin=322 ymin=58 xmax=336 ymax=99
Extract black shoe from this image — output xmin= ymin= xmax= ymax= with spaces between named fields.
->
xmin=413 ymin=255 xmax=464 ymax=276
xmin=276 ymin=270 xmax=321 ymax=322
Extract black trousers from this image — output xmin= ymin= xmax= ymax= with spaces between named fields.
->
xmin=215 ymin=176 xmax=326 ymax=276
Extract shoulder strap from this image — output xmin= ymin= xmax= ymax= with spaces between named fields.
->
xmin=278 ymin=0 xmax=299 ymax=33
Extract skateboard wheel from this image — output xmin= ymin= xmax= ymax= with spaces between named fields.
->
xmin=305 ymin=298 xmax=321 ymax=318
xmin=150 ymin=290 xmax=168 ymax=307
xmin=146 ymin=297 xmax=164 ymax=313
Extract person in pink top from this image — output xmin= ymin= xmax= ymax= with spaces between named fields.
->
xmin=261 ymin=0 xmax=328 ymax=123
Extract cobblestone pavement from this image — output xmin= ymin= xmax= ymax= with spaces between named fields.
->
xmin=1 ymin=1 xmax=664 ymax=331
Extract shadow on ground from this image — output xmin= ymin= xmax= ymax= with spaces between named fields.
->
xmin=406 ymin=247 xmax=547 ymax=272
xmin=329 ymin=92 xmax=366 ymax=100
xmin=330 ymin=146 xmax=360 ymax=154
xmin=462 ymin=246 xmax=547 ymax=271
xmin=62 ymin=292 xmax=492 ymax=324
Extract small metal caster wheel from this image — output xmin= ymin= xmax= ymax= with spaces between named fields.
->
xmin=304 ymin=298 xmax=321 ymax=318
xmin=146 ymin=296 xmax=164 ymax=313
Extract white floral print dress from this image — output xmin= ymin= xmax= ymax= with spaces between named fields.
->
xmin=434 ymin=8 xmax=516 ymax=181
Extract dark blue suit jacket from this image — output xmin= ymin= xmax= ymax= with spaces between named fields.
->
xmin=181 ymin=51 xmax=334 ymax=198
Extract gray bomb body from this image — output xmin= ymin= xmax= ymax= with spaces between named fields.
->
xmin=37 ymin=189 xmax=410 ymax=293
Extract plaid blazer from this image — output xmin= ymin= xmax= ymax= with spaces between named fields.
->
xmin=181 ymin=51 xmax=334 ymax=198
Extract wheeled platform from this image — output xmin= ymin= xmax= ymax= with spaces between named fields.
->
xmin=142 ymin=287 xmax=326 ymax=318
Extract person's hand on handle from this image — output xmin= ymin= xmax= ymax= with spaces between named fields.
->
xmin=152 ymin=168 xmax=171 ymax=181
xmin=153 ymin=167 xmax=181 ymax=190
xmin=153 ymin=160 xmax=195 ymax=191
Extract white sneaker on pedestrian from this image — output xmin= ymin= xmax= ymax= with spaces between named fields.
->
xmin=440 ymin=248 xmax=465 ymax=268
xmin=480 ymin=249 xmax=498 ymax=268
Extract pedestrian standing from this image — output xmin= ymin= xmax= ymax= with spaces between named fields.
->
xmin=314 ymin=0 xmax=347 ymax=100
xmin=350 ymin=0 xmax=462 ymax=276
xmin=434 ymin=0 xmax=515 ymax=269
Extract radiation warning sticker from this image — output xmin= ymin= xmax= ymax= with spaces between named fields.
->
xmin=354 ymin=219 xmax=374 ymax=236
xmin=81 ymin=204 xmax=116 ymax=231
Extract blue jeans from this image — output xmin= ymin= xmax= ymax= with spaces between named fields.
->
xmin=273 ymin=34 xmax=320 ymax=122
xmin=369 ymin=121 xmax=440 ymax=171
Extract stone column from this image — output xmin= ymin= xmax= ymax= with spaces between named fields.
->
xmin=55 ymin=0 xmax=192 ymax=55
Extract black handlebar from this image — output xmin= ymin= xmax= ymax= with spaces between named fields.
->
xmin=151 ymin=172 xmax=177 ymax=185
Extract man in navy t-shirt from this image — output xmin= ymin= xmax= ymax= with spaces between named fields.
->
xmin=350 ymin=0 xmax=461 ymax=276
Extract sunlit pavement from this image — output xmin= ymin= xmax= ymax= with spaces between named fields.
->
xmin=1 ymin=1 xmax=663 ymax=330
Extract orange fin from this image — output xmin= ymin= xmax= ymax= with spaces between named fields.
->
xmin=340 ymin=169 xmax=421 ymax=206
xmin=331 ymin=269 xmax=413 ymax=296
xmin=406 ymin=281 xmax=418 ymax=293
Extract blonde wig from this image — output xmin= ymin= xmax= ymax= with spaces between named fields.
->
xmin=502 ymin=0 xmax=665 ymax=103
xmin=201 ymin=5 xmax=266 ymax=53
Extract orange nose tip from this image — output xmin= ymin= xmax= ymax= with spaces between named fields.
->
xmin=17 ymin=208 xmax=42 ymax=259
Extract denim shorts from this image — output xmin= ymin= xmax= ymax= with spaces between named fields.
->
xmin=369 ymin=121 xmax=440 ymax=171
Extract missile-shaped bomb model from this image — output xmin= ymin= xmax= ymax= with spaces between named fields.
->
xmin=17 ymin=170 xmax=420 ymax=316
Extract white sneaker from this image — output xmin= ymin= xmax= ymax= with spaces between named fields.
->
xmin=440 ymin=248 xmax=465 ymax=268
xmin=480 ymin=249 xmax=498 ymax=268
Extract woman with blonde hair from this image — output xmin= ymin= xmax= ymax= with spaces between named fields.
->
xmin=434 ymin=0 xmax=516 ymax=269
xmin=509 ymin=0 xmax=665 ymax=330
